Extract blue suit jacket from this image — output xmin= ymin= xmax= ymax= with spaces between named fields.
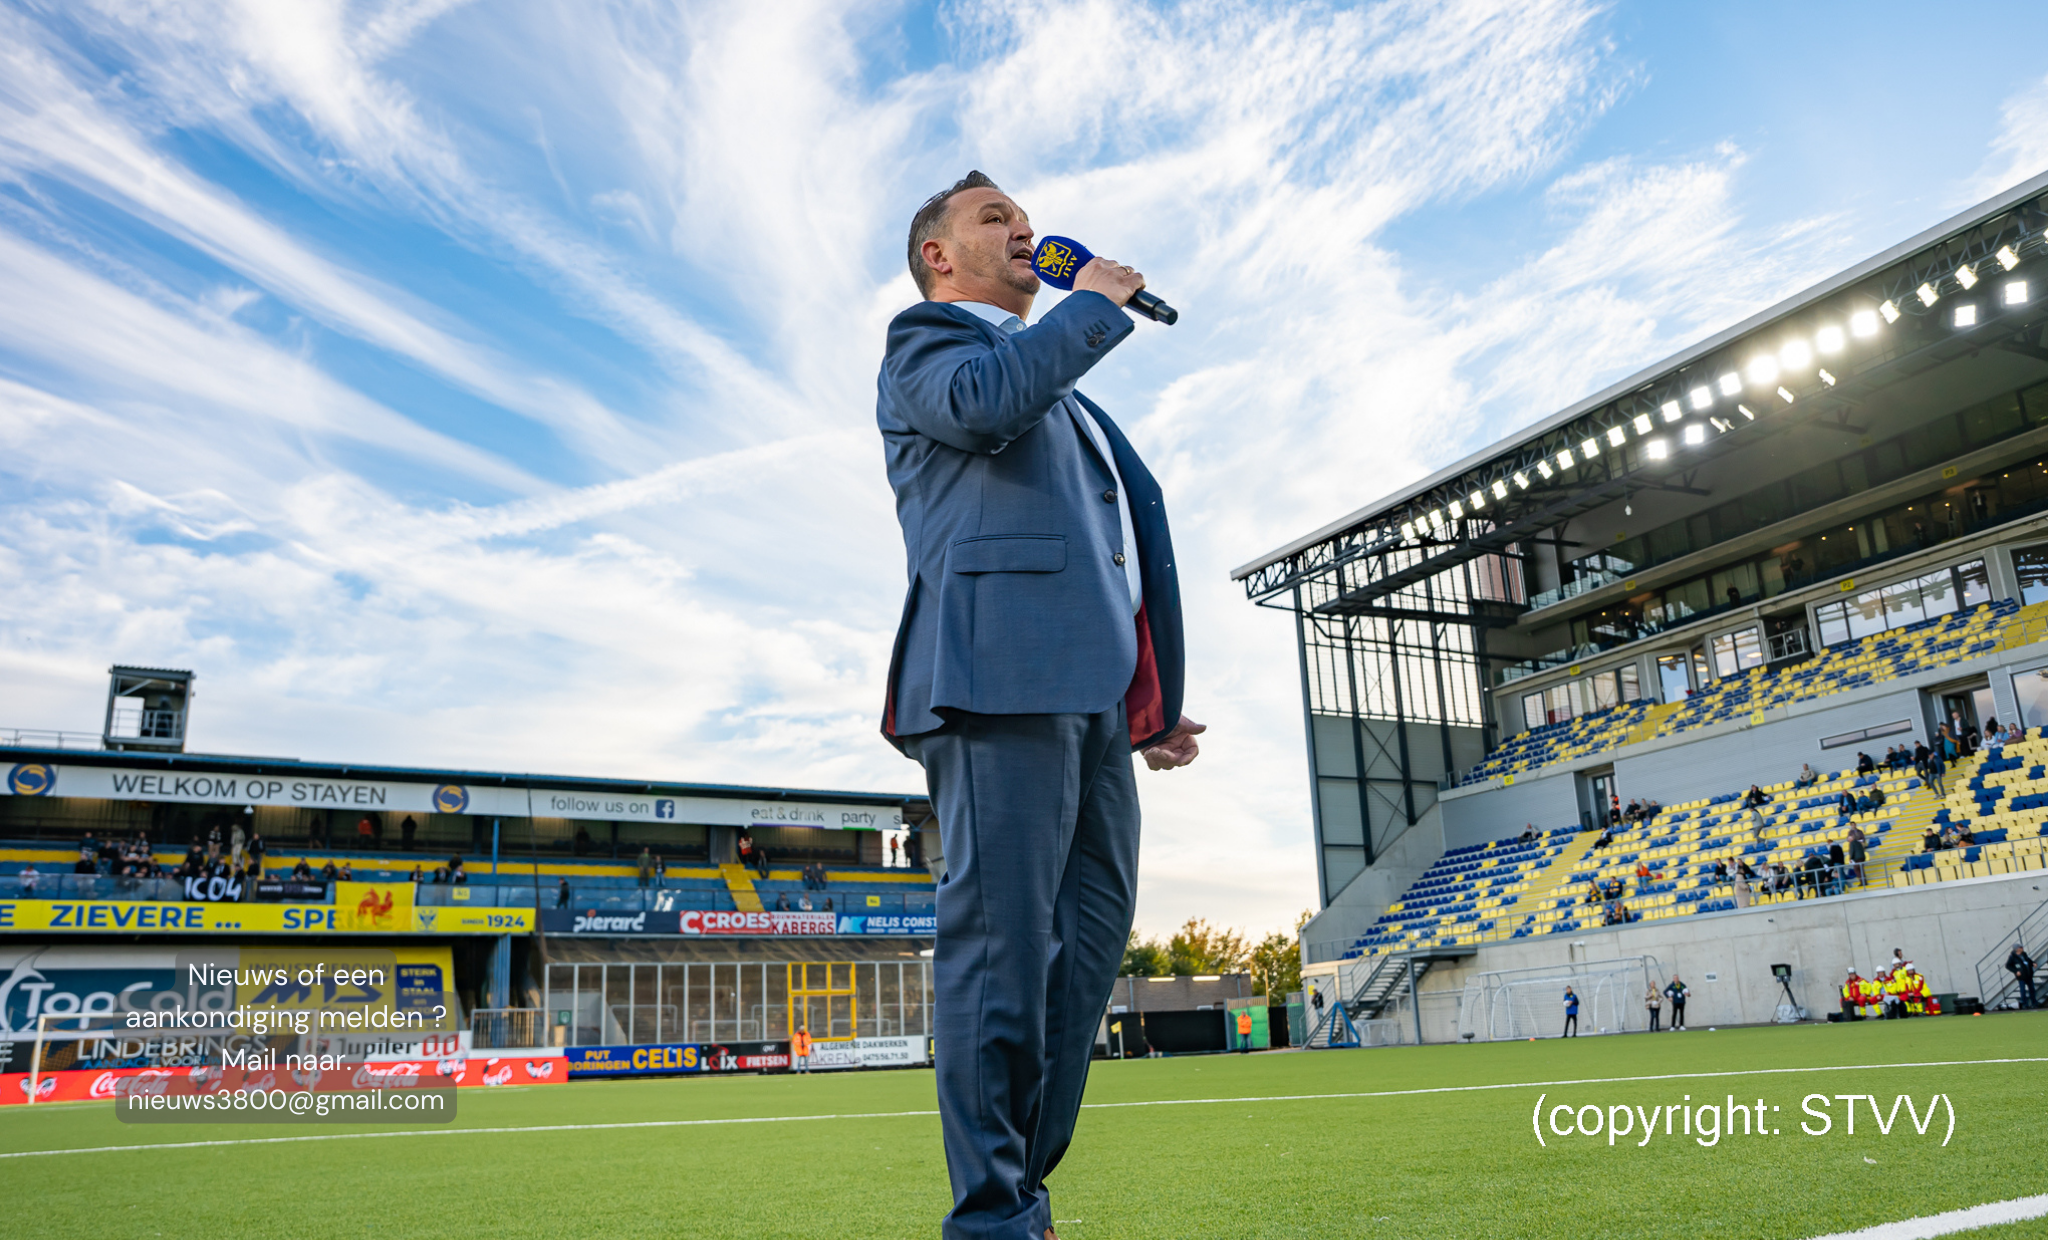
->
xmin=876 ymin=290 xmax=1185 ymax=751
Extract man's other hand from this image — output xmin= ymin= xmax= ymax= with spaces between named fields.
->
xmin=1073 ymin=256 xmax=1145 ymax=308
xmin=1141 ymin=715 xmax=1206 ymax=771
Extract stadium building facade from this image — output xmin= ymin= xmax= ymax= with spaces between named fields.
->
xmin=0 ymin=701 xmax=941 ymax=1071
xmin=1239 ymin=173 xmax=2048 ymax=1028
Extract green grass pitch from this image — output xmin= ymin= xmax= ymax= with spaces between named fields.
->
xmin=3 ymin=1013 xmax=2045 ymax=1239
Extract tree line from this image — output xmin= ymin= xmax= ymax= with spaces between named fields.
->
xmin=1118 ymin=911 xmax=1311 ymax=1000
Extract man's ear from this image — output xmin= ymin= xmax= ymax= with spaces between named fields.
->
xmin=921 ymin=237 xmax=952 ymax=280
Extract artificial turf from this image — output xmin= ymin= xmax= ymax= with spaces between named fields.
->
xmin=1 ymin=1012 xmax=2044 ymax=1239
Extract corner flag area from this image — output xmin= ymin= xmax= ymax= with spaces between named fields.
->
xmin=4 ymin=1013 xmax=2043 ymax=1240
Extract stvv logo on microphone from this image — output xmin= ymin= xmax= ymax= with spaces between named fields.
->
xmin=1032 ymin=236 xmax=1092 ymax=288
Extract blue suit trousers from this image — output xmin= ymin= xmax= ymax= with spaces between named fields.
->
xmin=904 ymin=706 xmax=1140 ymax=1239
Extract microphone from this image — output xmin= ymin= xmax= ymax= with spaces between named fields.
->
xmin=1031 ymin=236 xmax=1178 ymax=325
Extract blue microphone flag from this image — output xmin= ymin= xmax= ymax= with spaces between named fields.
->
xmin=1032 ymin=236 xmax=1092 ymax=289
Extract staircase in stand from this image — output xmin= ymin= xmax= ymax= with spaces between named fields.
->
xmin=719 ymin=863 xmax=765 ymax=912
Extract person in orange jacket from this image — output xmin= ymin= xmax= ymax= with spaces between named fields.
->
xmin=1235 ymin=1007 xmax=1254 ymax=1052
xmin=792 ymin=1025 xmax=813 ymax=1073
xmin=1840 ymin=969 xmax=1864 ymax=1020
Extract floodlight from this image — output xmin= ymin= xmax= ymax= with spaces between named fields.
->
xmin=1779 ymin=339 xmax=1812 ymax=370
xmin=2005 ymin=281 xmax=2029 ymax=306
xmin=1645 ymin=438 xmax=1668 ymax=460
xmin=1607 ymin=426 xmax=1626 ymax=447
xmin=1689 ymin=387 xmax=1712 ymax=411
xmin=1557 ymin=450 xmax=1574 ymax=471
xmin=1916 ymin=282 xmax=1939 ymax=307
xmin=1447 ymin=500 xmax=1465 ymax=520
xmin=1427 ymin=509 xmax=1444 ymax=530
xmin=1536 ymin=461 xmax=1554 ymax=480
xmin=1683 ymin=423 xmax=1706 ymax=445
xmin=1878 ymin=300 xmax=1901 ymax=324
xmin=1661 ymin=400 xmax=1682 ymax=422
xmin=1819 ymin=368 xmax=1836 ymax=386
xmin=1632 ymin=413 xmax=1653 ymax=434
xmin=1746 ymin=356 xmax=1779 ymax=386
xmin=1491 ymin=479 xmax=1508 ymax=499
xmin=1468 ymin=491 xmax=1484 ymax=510
xmin=1717 ymin=373 xmax=1741 ymax=396
xmin=1736 ymin=404 xmax=1755 ymax=420
xmin=1954 ymin=303 xmax=1977 ymax=328
xmin=1400 ymin=522 xmax=1415 ymax=540
xmin=1955 ymin=264 xmax=1978 ymax=290
xmin=1777 ymin=386 xmax=1794 ymax=404
xmin=1710 ymin=416 xmax=1731 ymax=432
xmin=1996 ymin=245 xmax=2020 ymax=271
xmin=1814 ymin=325 xmax=1845 ymax=353
xmin=1513 ymin=471 xmax=1530 ymax=489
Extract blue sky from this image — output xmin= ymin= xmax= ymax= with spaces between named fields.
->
xmin=2 ymin=0 xmax=2046 ymax=937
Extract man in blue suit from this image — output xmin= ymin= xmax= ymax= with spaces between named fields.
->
xmin=877 ymin=171 xmax=1204 ymax=1240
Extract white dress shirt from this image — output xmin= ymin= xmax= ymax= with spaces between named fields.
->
xmin=949 ymin=299 xmax=1143 ymax=616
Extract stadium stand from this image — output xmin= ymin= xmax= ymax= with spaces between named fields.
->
xmin=0 ymin=844 xmax=936 ymax=913
xmin=1462 ymin=599 xmax=2027 ymax=785
xmin=1339 ymin=761 xmax=1958 ymax=963
xmin=1896 ymin=728 xmax=2048 ymax=886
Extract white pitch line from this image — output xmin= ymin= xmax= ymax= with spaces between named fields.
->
xmin=3 ymin=1055 xmax=2040 ymax=1160
xmin=1806 ymin=1193 xmax=2048 ymax=1238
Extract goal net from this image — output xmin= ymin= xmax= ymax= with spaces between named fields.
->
xmin=1455 ymin=956 xmax=1664 ymax=1041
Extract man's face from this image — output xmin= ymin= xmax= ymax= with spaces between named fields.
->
xmin=936 ymin=188 xmax=1037 ymax=296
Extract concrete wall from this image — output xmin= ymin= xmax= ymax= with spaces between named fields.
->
xmin=1439 ymin=767 xmax=1583 ymax=849
xmin=1405 ymin=870 xmax=2047 ymax=1042
xmin=1612 ymin=686 xmax=1928 ymax=805
xmin=1301 ymin=802 xmax=1445 ymax=963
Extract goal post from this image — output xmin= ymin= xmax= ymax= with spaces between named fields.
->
xmin=1456 ymin=955 xmax=1665 ymax=1042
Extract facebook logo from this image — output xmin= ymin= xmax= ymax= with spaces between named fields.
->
xmin=655 ymin=799 xmax=675 ymax=819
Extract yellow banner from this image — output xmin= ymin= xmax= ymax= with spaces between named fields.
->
xmin=0 ymin=899 xmax=531 ymax=935
xmin=334 ymin=881 xmax=416 ymax=933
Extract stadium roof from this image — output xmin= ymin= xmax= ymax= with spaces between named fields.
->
xmin=0 ymin=743 xmax=927 ymax=812
xmin=1232 ymin=169 xmax=2048 ymax=599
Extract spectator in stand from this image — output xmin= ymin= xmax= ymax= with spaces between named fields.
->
xmin=1826 ymin=843 xmax=1847 ymax=895
xmin=449 ymin=858 xmax=467 ymax=885
xmin=824 ymin=896 xmax=834 ymax=912
xmin=1664 ymin=976 xmax=1690 ymax=1029
xmin=636 ymin=848 xmax=654 ymax=889
xmin=1519 ymin=824 xmax=1537 ymax=843
xmin=1847 ymin=832 xmax=1867 ymax=885
xmin=1836 ymin=789 xmax=1857 ymax=817
xmin=338 ymin=862 xmax=355 ymax=881
xmin=889 ymin=835 xmax=902 ymax=866
xmin=19 ymin=863 xmax=38 ymax=894
xmin=776 ymin=891 xmax=790 ymax=910
xmin=1646 ymin=983 xmax=1663 ymax=1032
xmin=1744 ymin=784 xmax=1770 ymax=809
xmin=355 ymin=815 xmax=375 ymax=850
xmin=1561 ymin=986 xmax=1579 ymax=1038
xmin=321 ymin=859 xmax=340 ymax=882
xmin=1924 ymin=827 xmax=1943 ymax=853
xmin=231 ymin=822 xmax=246 ymax=871
xmin=206 ymin=824 xmax=222 ymax=861
xmin=556 ymin=877 xmax=572 ymax=909
xmin=292 ymin=858 xmax=315 ymax=881
xmin=248 ymin=832 xmax=265 ymax=872
xmin=1856 ymin=751 xmax=1874 ymax=775
xmin=1795 ymin=763 xmax=1818 ymax=788
xmin=2008 ymin=942 xmax=2038 ymax=1010
xmin=409 ymin=864 xmax=424 ymax=883
xmin=654 ymin=855 xmax=667 ymax=888
xmin=400 ymin=815 xmax=417 ymax=851
xmin=431 ymin=865 xmax=449 ymax=884
xmin=799 ymin=892 xmax=814 ymax=911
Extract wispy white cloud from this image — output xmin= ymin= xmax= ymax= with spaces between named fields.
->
xmin=1 ymin=0 xmax=2000 ymax=940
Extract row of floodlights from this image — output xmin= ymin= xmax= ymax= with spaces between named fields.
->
xmin=1396 ymin=244 xmax=2035 ymax=542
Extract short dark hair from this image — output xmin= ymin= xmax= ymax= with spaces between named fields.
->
xmin=907 ymin=170 xmax=1000 ymax=299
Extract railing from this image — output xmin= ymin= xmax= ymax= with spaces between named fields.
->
xmin=0 ymin=729 xmax=102 ymax=750
xmin=107 ymin=707 xmax=183 ymax=742
xmin=471 ymin=1008 xmax=548 ymax=1049
xmin=0 ymin=875 xmax=191 ymax=901
xmin=1768 ymin=626 xmax=1813 ymax=662
xmin=1526 ymin=567 xmax=1626 ymax=612
xmin=1974 ymin=894 xmax=2048 ymax=1011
